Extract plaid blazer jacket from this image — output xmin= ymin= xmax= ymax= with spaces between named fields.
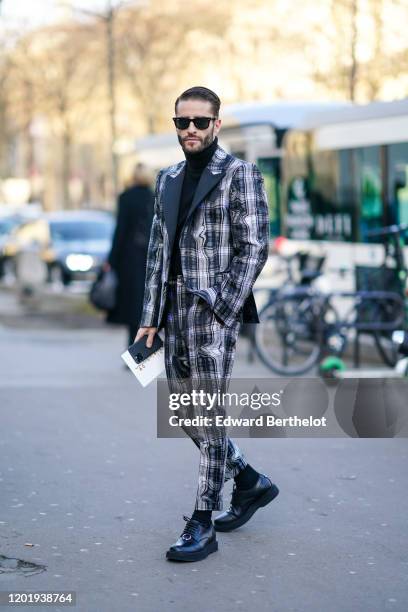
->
xmin=139 ymin=145 xmax=270 ymax=330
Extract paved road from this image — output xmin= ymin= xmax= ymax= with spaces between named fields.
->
xmin=0 ymin=299 xmax=407 ymax=611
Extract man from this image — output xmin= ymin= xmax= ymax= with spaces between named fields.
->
xmin=135 ymin=86 xmax=279 ymax=562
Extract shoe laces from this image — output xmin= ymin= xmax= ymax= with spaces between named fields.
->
xmin=181 ymin=515 xmax=200 ymax=541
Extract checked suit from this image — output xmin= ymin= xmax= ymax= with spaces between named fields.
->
xmin=140 ymin=145 xmax=270 ymax=510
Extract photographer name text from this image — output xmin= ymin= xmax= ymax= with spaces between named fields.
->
xmin=168 ymin=415 xmax=327 ymax=428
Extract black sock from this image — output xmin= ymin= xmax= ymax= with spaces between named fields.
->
xmin=191 ymin=509 xmax=212 ymax=526
xmin=234 ymin=464 xmax=260 ymax=490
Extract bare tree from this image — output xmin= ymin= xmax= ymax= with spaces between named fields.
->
xmin=221 ymin=0 xmax=310 ymax=102
xmin=116 ymin=0 xmax=231 ymax=133
xmin=362 ymin=0 xmax=408 ymax=100
xmin=3 ymin=33 xmax=38 ymax=180
xmin=0 ymin=39 xmax=11 ymax=179
xmin=309 ymin=0 xmax=408 ymax=101
xmin=9 ymin=23 xmax=101 ymax=207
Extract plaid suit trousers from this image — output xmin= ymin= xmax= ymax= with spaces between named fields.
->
xmin=164 ymin=275 xmax=247 ymax=511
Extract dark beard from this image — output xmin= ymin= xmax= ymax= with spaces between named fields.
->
xmin=178 ymin=128 xmax=215 ymax=154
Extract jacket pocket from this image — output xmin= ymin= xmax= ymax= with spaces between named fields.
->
xmin=191 ymin=286 xmax=218 ymax=309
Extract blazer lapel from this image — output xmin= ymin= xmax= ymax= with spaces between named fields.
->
xmin=162 ymin=166 xmax=185 ymax=252
xmin=184 ymin=166 xmax=226 ymax=225
xmin=162 ymin=146 xmax=229 ymax=247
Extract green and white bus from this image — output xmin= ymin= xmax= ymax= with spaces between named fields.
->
xmin=280 ymin=98 xmax=408 ymax=287
xmin=282 ymin=98 xmax=408 ymax=242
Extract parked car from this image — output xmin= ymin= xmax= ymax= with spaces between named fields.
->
xmin=3 ymin=210 xmax=114 ymax=286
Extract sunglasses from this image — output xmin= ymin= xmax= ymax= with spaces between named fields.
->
xmin=173 ymin=116 xmax=217 ymax=130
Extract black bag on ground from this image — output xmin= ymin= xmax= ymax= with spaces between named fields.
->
xmin=89 ymin=268 xmax=118 ymax=311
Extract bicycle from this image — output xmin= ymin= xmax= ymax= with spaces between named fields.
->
xmin=253 ymin=231 xmax=407 ymax=376
xmin=242 ymin=249 xmax=326 ymax=363
xmin=252 ymin=250 xmax=336 ymax=376
xmin=358 ymin=223 xmax=408 ymax=366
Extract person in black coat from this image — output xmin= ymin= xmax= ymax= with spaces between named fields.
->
xmin=105 ymin=163 xmax=154 ymax=347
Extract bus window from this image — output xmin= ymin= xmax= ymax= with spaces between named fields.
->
xmin=308 ymin=146 xmax=384 ymax=243
xmin=355 ymin=146 xmax=383 ymax=240
xmin=388 ymin=143 xmax=408 ymax=232
xmin=310 ymin=149 xmax=354 ymax=242
xmin=257 ymin=157 xmax=281 ymax=238
xmin=338 ymin=149 xmax=358 ymax=210
xmin=281 ymin=131 xmax=313 ymax=240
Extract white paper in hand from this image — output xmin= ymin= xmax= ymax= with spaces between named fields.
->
xmin=121 ymin=334 xmax=165 ymax=387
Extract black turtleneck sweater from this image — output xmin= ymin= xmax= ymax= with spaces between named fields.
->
xmin=169 ymin=137 xmax=218 ymax=278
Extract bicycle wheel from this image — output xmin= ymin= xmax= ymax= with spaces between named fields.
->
xmin=255 ymin=294 xmax=324 ymax=375
xmin=372 ymin=298 xmax=400 ymax=366
xmin=357 ymin=297 xmax=401 ymax=367
xmin=374 ymin=332 xmax=398 ymax=367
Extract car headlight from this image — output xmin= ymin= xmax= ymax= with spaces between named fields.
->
xmin=65 ymin=254 xmax=94 ymax=272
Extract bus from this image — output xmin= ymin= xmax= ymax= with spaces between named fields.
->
xmin=281 ymin=98 xmax=408 ymax=287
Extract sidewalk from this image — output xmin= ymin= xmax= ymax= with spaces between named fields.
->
xmin=0 ymin=315 xmax=407 ymax=612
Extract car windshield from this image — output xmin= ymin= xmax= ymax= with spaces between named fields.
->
xmin=50 ymin=219 xmax=113 ymax=242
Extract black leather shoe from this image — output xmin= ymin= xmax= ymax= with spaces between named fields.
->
xmin=214 ymin=474 xmax=279 ymax=532
xmin=166 ymin=515 xmax=218 ymax=562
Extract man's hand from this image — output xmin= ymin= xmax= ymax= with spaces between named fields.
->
xmin=134 ymin=326 xmax=158 ymax=348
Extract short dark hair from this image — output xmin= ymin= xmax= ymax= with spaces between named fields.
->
xmin=175 ymin=86 xmax=221 ymax=117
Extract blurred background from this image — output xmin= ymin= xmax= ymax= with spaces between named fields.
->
xmin=0 ymin=0 xmax=407 ymax=211
xmin=0 ymin=0 xmax=407 ymax=366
